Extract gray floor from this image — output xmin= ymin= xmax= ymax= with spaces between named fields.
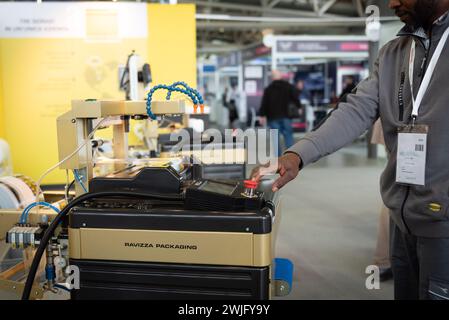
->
xmin=274 ymin=142 xmax=394 ymax=300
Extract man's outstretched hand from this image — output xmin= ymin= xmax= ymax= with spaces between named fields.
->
xmin=251 ymin=153 xmax=302 ymax=192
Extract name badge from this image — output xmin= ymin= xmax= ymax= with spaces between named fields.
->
xmin=396 ymin=125 xmax=428 ymax=186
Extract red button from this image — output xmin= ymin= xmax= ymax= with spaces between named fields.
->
xmin=244 ymin=180 xmax=258 ymax=189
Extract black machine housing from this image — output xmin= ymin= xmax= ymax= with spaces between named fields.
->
xmin=69 ymin=163 xmax=276 ymax=300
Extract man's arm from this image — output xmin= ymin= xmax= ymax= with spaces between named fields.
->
xmin=290 ymin=56 xmax=380 ymax=167
xmin=252 ymin=53 xmax=382 ymax=191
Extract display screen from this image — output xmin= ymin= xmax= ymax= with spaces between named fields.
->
xmin=199 ymin=181 xmax=236 ymax=195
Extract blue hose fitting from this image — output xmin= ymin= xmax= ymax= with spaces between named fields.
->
xmin=45 ymin=265 xmax=55 ymax=282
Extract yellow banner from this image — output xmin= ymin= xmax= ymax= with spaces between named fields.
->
xmin=0 ymin=40 xmax=3 ymax=139
xmin=0 ymin=3 xmax=196 ymax=183
xmin=147 ymin=4 xmax=197 ymax=98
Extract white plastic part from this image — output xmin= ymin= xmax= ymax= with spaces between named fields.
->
xmin=128 ymin=53 xmax=140 ymax=101
xmin=0 ymin=139 xmax=12 ymax=177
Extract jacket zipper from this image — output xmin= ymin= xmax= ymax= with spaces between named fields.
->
xmin=417 ymin=43 xmax=429 ymax=79
xmin=398 ymin=72 xmax=405 ymax=121
xmin=417 ymin=28 xmax=433 ymax=84
xmin=399 ymin=33 xmax=432 ymax=234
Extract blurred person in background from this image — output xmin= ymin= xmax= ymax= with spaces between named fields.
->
xmin=339 ymin=75 xmax=357 ymax=100
xmin=222 ymin=86 xmax=229 ymax=110
xmin=259 ymin=70 xmax=302 ymax=156
xmin=226 ymin=81 xmax=244 ymax=129
xmin=296 ymin=79 xmax=310 ymax=102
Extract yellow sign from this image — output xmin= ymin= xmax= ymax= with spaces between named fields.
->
xmin=0 ymin=44 xmax=4 ymax=139
xmin=0 ymin=3 xmax=196 ymax=183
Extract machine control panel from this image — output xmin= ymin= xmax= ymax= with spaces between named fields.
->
xmin=185 ymin=179 xmax=265 ymax=212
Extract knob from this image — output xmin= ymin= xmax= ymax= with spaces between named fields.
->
xmin=243 ymin=180 xmax=258 ymax=198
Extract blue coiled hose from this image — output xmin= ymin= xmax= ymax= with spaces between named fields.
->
xmin=146 ymin=82 xmax=204 ymax=120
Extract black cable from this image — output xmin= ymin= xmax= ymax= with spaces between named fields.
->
xmin=65 ymin=180 xmax=75 ymax=202
xmin=119 ymin=53 xmax=132 ymax=89
xmin=21 ymin=191 xmax=183 ymax=300
xmin=119 ymin=52 xmax=134 ymax=100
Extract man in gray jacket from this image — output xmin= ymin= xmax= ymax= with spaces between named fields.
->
xmin=253 ymin=0 xmax=449 ymax=300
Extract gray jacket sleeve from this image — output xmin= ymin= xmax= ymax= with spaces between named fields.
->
xmin=286 ymin=55 xmax=381 ymax=167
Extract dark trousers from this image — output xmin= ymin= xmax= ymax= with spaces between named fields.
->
xmin=391 ymin=223 xmax=449 ymax=300
xmin=267 ymin=118 xmax=294 ymax=156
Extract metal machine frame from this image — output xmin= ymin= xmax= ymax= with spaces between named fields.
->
xmin=0 ymin=98 xmax=285 ymax=300
xmin=0 ymin=99 xmax=187 ymax=298
xmin=56 ymin=99 xmax=188 ymax=196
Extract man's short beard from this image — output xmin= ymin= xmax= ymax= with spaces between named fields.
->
xmin=413 ymin=0 xmax=439 ymax=29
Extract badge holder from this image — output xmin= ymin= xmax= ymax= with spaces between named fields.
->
xmin=396 ymin=120 xmax=428 ymax=186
